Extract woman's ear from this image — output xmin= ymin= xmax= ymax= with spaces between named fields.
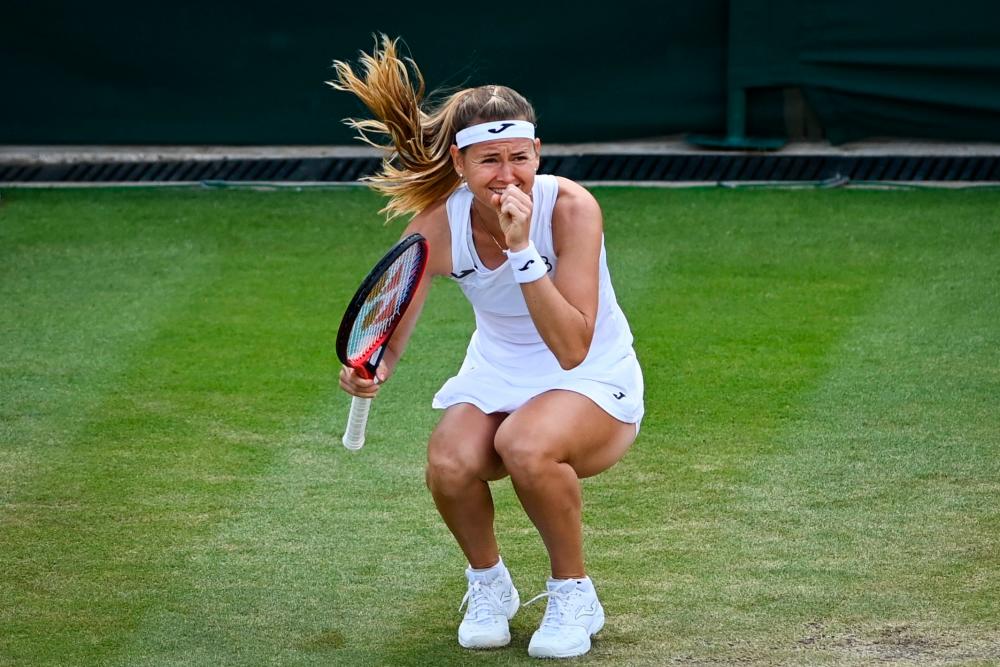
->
xmin=450 ymin=144 xmax=464 ymax=177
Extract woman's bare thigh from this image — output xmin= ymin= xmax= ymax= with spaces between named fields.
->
xmin=497 ymin=390 xmax=637 ymax=479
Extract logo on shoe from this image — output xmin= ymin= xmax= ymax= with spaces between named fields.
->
xmin=575 ymin=601 xmax=599 ymax=619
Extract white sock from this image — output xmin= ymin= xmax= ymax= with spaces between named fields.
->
xmin=468 ymin=557 xmax=505 ymax=580
xmin=548 ymin=575 xmax=593 ymax=591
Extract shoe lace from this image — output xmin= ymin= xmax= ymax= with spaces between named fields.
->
xmin=459 ymin=580 xmax=506 ymax=622
xmin=523 ymin=581 xmax=577 ymax=629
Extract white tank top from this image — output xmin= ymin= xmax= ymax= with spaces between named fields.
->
xmin=445 ymin=175 xmax=636 ymax=381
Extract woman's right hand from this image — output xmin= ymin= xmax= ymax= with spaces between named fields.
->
xmin=493 ymin=184 xmax=533 ymax=251
xmin=339 ymin=364 xmax=387 ymax=399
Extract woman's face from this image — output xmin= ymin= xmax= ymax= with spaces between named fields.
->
xmin=452 ymin=137 xmax=541 ymax=208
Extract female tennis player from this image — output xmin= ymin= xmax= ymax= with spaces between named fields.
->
xmin=330 ymin=36 xmax=644 ymax=659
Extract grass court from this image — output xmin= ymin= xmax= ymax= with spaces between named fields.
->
xmin=2 ymin=185 xmax=998 ymax=665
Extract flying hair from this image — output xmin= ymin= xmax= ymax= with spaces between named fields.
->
xmin=328 ymin=35 xmax=537 ymax=221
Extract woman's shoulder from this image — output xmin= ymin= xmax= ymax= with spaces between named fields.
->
xmin=407 ymin=196 xmax=448 ymax=232
xmin=404 ymin=197 xmax=452 ymax=276
xmin=552 ymin=176 xmax=602 ymax=230
xmin=553 ymin=176 xmax=600 ymax=216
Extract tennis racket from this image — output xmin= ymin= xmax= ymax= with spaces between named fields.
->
xmin=335 ymin=233 xmax=429 ymax=450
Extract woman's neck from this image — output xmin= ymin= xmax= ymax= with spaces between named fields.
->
xmin=471 ymin=202 xmax=505 ymax=247
xmin=471 ymin=203 xmax=507 ymax=253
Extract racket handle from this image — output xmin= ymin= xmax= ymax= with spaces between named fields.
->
xmin=342 ymin=395 xmax=372 ymax=450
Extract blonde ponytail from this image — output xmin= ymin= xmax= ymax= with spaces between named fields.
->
xmin=328 ymin=35 xmax=536 ymax=221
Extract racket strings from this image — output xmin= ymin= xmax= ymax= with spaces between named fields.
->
xmin=345 ymin=245 xmax=423 ymax=362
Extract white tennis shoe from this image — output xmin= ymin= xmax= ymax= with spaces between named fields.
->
xmin=525 ymin=577 xmax=605 ymax=658
xmin=457 ymin=561 xmax=520 ymax=649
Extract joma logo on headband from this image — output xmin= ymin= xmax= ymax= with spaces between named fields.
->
xmin=455 ymin=120 xmax=534 ymax=148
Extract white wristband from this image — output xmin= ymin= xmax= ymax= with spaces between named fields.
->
xmin=506 ymin=241 xmax=548 ymax=283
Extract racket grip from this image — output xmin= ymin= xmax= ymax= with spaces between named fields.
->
xmin=342 ymin=395 xmax=372 ymax=450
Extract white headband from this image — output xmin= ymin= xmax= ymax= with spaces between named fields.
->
xmin=455 ymin=120 xmax=535 ymax=149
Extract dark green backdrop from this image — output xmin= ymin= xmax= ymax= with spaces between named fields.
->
xmin=2 ymin=1 xmax=998 ymax=145
xmin=729 ymin=0 xmax=1000 ymax=144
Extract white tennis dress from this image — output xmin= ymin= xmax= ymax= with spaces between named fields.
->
xmin=431 ymin=175 xmax=644 ymax=427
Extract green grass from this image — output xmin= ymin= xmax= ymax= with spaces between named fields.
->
xmin=1 ymin=185 xmax=998 ymax=666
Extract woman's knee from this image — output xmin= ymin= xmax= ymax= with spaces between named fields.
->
xmin=493 ymin=419 xmax=554 ymax=478
xmin=426 ymin=420 xmax=503 ymax=491
xmin=425 ymin=443 xmax=476 ymax=492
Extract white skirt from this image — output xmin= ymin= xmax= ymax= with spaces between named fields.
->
xmin=432 ymin=337 xmax=644 ymax=429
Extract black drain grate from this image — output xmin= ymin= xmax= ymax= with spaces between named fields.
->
xmin=2 ymin=154 xmax=998 ymax=184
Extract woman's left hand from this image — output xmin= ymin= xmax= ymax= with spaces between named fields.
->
xmin=492 ymin=184 xmax=533 ymax=251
